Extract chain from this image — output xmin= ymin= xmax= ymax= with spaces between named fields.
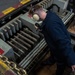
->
xmin=0 ymin=55 xmax=28 ymax=75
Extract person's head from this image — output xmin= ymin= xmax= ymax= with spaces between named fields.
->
xmin=28 ymin=4 xmax=47 ymax=21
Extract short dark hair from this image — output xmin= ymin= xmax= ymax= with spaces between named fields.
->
xmin=28 ymin=4 xmax=42 ymax=15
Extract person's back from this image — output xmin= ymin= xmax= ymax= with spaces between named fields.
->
xmin=41 ymin=10 xmax=71 ymax=61
xmin=28 ymin=4 xmax=75 ymax=75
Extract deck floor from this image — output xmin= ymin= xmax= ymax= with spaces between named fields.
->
xmin=0 ymin=0 xmax=19 ymax=12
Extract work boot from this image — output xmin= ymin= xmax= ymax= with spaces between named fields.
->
xmin=55 ymin=62 xmax=66 ymax=75
xmin=40 ymin=56 xmax=55 ymax=68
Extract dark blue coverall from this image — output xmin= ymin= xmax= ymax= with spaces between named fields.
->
xmin=41 ymin=10 xmax=75 ymax=75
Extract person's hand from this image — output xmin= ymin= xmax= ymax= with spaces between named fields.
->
xmin=71 ymin=65 xmax=75 ymax=72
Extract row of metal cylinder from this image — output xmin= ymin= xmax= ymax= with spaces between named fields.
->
xmin=0 ymin=18 xmax=22 ymax=41
xmin=0 ymin=17 xmax=40 ymax=60
xmin=7 ymin=28 xmax=40 ymax=59
xmin=38 ymin=0 xmax=72 ymax=23
xmin=0 ymin=55 xmax=27 ymax=75
xmin=38 ymin=0 xmax=53 ymax=9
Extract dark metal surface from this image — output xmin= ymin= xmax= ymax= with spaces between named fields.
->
xmin=0 ymin=0 xmax=19 ymax=12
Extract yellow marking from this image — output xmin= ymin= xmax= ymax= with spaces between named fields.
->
xmin=20 ymin=0 xmax=30 ymax=4
xmin=0 ymin=60 xmax=9 ymax=74
xmin=2 ymin=7 xmax=15 ymax=15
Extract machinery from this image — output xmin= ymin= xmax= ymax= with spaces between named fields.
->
xmin=0 ymin=0 xmax=75 ymax=75
xmin=53 ymin=0 xmax=69 ymax=9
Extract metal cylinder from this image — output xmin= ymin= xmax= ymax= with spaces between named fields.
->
xmin=5 ymin=26 xmax=13 ymax=36
xmin=20 ymin=31 xmax=37 ymax=42
xmin=14 ymin=36 xmax=31 ymax=48
xmin=11 ymin=38 xmax=28 ymax=51
xmin=16 ymin=19 xmax=22 ymax=29
xmin=13 ymin=21 xmax=19 ymax=31
xmin=0 ymin=32 xmax=6 ymax=41
xmin=3 ymin=29 xmax=9 ymax=39
xmin=9 ymin=24 xmax=16 ymax=34
xmin=17 ymin=33 xmax=34 ymax=45
xmin=14 ymin=52 xmax=21 ymax=58
xmin=24 ymin=28 xmax=40 ymax=38
xmin=7 ymin=41 xmax=24 ymax=55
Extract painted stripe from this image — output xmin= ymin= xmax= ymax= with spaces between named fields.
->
xmin=2 ymin=7 xmax=15 ymax=15
xmin=20 ymin=0 xmax=30 ymax=4
xmin=0 ymin=0 xmax=30 ymax=18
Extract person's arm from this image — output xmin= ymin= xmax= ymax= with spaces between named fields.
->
xmin=46 ymin=21 xmax=75 ymax=69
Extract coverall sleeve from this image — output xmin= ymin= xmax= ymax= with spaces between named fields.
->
xmin=46 ymin=21 xmax=75 ymax=66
